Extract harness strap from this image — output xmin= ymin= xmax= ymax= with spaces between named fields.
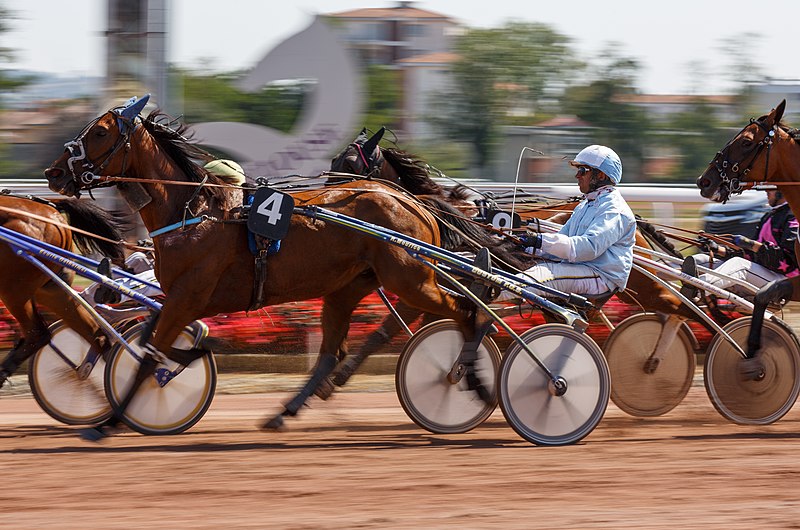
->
xmin=148 ymin=217 xmax=204 ymax=237
xmin=249 ymin=249 xmax=269 ymax=312
xmin=0 ymin=189 xmax=58 ymax=209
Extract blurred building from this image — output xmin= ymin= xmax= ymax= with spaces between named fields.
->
xmin=494 ymin=117 xmax=594 ymax=183
xmin=493 ymin=93 xmax=756 ymax=183
xmin=326 ymin=1 xmax=462 ymax=137
xmin=753 ymin=80 xmax=800 ymax=121
xmin=0 ymin=101 xmax=96 ymax=178
xmin=105 ymin=0 xmax=169 ymax=110
xmin=615 ymin=94 xmax=739 ymax=124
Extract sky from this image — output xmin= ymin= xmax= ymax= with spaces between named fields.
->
xmin=3 ymin=0 xmax=800 ymax=95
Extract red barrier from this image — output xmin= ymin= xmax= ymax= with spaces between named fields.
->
xmin=0 ymin=293 xmax=713 ymax=357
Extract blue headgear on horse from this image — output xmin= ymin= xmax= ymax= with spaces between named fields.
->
xmin=115 ymin=94 xmax=150 ymax=134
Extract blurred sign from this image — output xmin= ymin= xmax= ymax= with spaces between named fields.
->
xmin=190 ymin=17 xmax=363 ymax=179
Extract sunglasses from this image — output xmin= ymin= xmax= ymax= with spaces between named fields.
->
xmin=576 ymin=166 xmax=594 ymax=176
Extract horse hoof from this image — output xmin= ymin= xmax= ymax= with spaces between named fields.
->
xmin=314 ymin=377 xmax=335 ymax=401
xmin=332 ymin=360 xmax=359 ymax=387
xmin=262 ymin=414 xmax=285 ymax=431
xmin=475 ymin=385 xmax=492 ymax=405
xmin=79 ymin=426 xmax=109 ymax=442
xmin=331 ymin=371 xmax=350 ymax=387
xmin=465 ymin=370 xmax=493 ymax=404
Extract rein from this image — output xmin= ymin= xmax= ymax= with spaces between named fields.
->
xmin=95 ymin=175 xmax=250 ymax=190
xmin=645 ymin=221 xmax=753 ymax=252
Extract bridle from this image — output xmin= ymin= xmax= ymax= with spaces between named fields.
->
xmin=62 ymin=110 xmax=138 ymax=190
xmin=341 ymin=140 xmax=385 ymax=179
xmin=709 ymin=117 xmax=777 ymax=201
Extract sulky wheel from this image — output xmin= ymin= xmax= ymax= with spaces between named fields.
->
xmin=104 ymin=321 xmax=217 ymax=435
xmin=28 ymin=321 xmax=112 ymax=425
xmin=603 ymin=313 xmax=696 ymax=417
xmin=395 ymin=320 xmax=501 ymax=434
xmin=498 ymin=323 xmax=610 ymax=446
xmin=704 ymin=316 xmax=800 ymax=425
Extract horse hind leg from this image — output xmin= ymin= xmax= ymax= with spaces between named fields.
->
xmin=740 ymin=277 xmax=796 ymax=380
xmin=263 ymin=285 xmax=371 ymax=430
xmin=330 ymin=301 xmax=423 ymax=389
xmin=0 ymin=298 xmax=51 ymax=388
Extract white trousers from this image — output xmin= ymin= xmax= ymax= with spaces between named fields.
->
xmin=695 ymin=254 xmax=784 ymax=294
xmin=496 ymin=261 xmax=610 ymax=301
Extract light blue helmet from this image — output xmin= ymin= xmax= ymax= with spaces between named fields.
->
xmin=569 ymin=145 xmax=622 ymax=185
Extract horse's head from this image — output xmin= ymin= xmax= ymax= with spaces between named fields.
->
xmin=44 ymin=95 xmax=151 ymax=197
xmin=697 ymin=99 xmax=786 ymax=203
xmin=330 ymin=127 xmax=386 ymax=178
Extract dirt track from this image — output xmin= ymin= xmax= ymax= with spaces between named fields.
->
xmin=2 ymin=375 xmax=800 ymax=529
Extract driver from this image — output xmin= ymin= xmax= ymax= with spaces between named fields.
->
xmin=497 ymin=145 xmax=637 ymax=299
xmin=682 ymin=187 xmax=799 ymax=298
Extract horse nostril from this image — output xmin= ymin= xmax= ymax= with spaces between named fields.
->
xmin=44 ymin=167 xmax=62 ymax=179
xmin=699 ymin=178 xmax=710 ymax=188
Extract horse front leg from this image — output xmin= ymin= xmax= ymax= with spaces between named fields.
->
xmin=80 ymin=289 xmax=211 ymax=441
xmin=36 ymin=282 xmax=110 ymax=376
xmin=740 ymin=277 xmax=797 ymax=379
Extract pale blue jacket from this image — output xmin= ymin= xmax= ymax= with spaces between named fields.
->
xmin=538 ymin=186 xmax=637 ymax=291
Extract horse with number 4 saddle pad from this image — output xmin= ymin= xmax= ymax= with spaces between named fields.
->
xmin=44 ymin=95 xmax=483 ymax=439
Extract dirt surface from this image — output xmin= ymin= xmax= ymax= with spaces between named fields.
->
xmin=2 ymin=374 xmax=800 ymax=529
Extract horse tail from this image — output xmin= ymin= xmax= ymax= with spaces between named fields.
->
xmin=53 ymin=199 xmax=129 ymax=261
xmin=418 ymin=196 xmax=529 ymax=272
xmin=636 ymin=215 xmax=683 ymax=259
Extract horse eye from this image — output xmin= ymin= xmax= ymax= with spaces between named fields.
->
xmin=95 ymin=128 xmax=109 ymax=137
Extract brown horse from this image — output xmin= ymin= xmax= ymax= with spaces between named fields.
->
xmin=43 ymin=96 xmax=481 ymax=437
xmin=0 ymin=194 xmax=126 ymax=387
xmin=696 ymin=99 xmax=800 ymax=372
xmin=327 ymin=129 xmax=537 ymax=389
xmin=331 ymin=128 xmax=696 ymax=316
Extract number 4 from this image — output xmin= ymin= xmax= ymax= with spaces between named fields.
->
xmin=256 ymin=193 xmax=284 ymax=225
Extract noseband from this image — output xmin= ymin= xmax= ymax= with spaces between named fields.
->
xmin=711 ymin=118 xmax=776 ymax=200
xmin=62 ymin=111 xmax=137 ymax=189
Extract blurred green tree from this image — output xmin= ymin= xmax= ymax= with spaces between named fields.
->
xmin=427 ymin=22 xmax=577 ymax=173
xmin=0 ymin=4 xmax=33 ymax=177
xmin=562 ymin=45 xmax=650 ymax=182
xmin=361 ymin=65 xmax=402 ymax=133
xmin=663 ymin=101 xmax=732 ymax=182
xmin=0 ymin=4 xmax=28 ymax=92
xmin=178 ymin=69 xmax=307 ymax=133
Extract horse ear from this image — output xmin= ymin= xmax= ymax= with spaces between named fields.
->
xmin=354 ymin=128 xmax=369 ymax=144
xmin=773 ymin=99 xmax=787 ymax=124
xmin=119 ymin=94 xmax=151 ymax=121
xmin=363 ymin=127 xmax=385 ymax=155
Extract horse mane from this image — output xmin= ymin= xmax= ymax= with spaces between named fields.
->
xmin=141 ymin=110 xmax=240 ymax=205
xmin=780 ymin=122 xmax=800 ymax=140
xmin=448 ymin=184 xmax=474 ymax=202
xmin=52 ymin=198 xmax=129 ymax=261
xmin=417 ymin=195 xmax=529 ymax=272
xmin=382 ymin=148 xmax=444 ymax=196
xmin=379 ymin=149 xmax=530 ymax=270
xmin=635 ymin=215 xmax=682 ymax=259
xmin=755 ymin=112 xmax=800 ymax=140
